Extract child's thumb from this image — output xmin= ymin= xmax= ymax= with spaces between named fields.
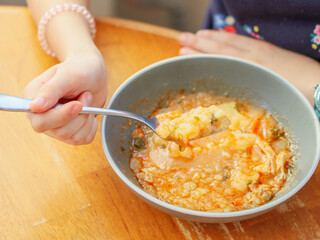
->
xmin=29 ymin=78 xmax=69 ymax=113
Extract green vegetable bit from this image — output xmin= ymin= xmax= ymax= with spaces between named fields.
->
xmin=222 ymin=175 xmax=230 ymax=180
xmin=133 ymin=137 xmax=145 ymax=149
xmin=159 ymin=101 xmax=169 ymax=108
xmin=271 ymin=128 xmax=284 ymax=139
xmin=194 ymin=116 xmax=200 ymax=121
xmin=286 ymin=164 xmax=295 ymax=174
xmin=179 ymin=145 xmax=182 ymax=151
xmin=210 ymin=113 xmax=217 ymax=124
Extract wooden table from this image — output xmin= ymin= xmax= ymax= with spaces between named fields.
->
xmin=1 ymin=6 xmax=320 ymax=240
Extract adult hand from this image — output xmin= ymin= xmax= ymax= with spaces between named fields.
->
xmin=23 ymin=51 xmax=107 ymax=145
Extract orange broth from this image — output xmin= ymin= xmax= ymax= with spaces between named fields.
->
xmin=129 ymin=92 xmax=295 ymax=212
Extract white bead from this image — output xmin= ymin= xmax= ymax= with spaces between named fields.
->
xmin=56 ymin=5 xmax=62 ymax=13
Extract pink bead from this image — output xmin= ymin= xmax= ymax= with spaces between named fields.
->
xmin=49 ymin=8 xmax=56 ymax=15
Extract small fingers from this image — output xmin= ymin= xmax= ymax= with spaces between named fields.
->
xmin=196 ymin=29 xmax=257 ymax=51
xmin=179 ymin=32 xmax=224 ymax=53
xmin=179 ymin=32 xmax=245 ymax=57
xmin=29 ymin=66 xmax=84 ymax=113
xmin=46 ymin=114 xmax=89 ymax=142
xmin=23 ymin=66 xmax=58 ymax=99
xmin=28 ymin=91 xmax=92 ymax=133
xmin=43 ymin=92 xmax=93 ymax=141
xmin=27 ymin=101 xmax=83 ymax=133
xmin=65 ymin=115 xmax=98 ymax=145
xmin=179 ymin=47 xmax=202 ymax=55
xmin=179 ymin=35 xmax=244 ymax=58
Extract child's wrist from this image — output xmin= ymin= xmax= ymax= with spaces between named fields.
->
xmin=63 ymin=40 xmax=102 ymax=61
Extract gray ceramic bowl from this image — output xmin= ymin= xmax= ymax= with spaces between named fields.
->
xmin=101 ymin=55 xmax=320 ymax=223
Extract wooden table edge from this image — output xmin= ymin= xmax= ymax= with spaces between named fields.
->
xmin=96 ymin=16 xmax=181 ymax=40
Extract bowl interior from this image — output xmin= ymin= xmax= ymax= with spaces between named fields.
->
xmin=102 ymin=55 xmax=320 ymax=217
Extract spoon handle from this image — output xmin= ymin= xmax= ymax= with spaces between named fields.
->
xmin=0 ymin=93 xmax=32 ymax=111
xmin=0 ymin=93 xmax=151 ymax=125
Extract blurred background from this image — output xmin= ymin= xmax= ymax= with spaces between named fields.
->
xmin=0 ymin=0 xmax=210 ymax=32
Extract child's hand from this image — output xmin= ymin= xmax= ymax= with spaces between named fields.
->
xmin=23 ymin=52 xmax=107 ymax=145
xmin=179 ymin=30 xmax=320 ymax=103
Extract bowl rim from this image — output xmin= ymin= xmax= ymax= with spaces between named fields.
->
xmin=101 ymin=54 xmax=320 ymax=218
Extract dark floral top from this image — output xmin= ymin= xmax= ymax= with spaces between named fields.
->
xmin=203 ymin=0 xmax=320 ymax=61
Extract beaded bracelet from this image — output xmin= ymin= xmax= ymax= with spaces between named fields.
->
xmin=37 ymin=3 xmax=96 ymax=58
xmin=314 ymin=84 xmax=320 ymax=120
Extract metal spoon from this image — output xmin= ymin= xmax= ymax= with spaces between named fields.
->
xmin=0 ymin=93 xmax=158 ymax=133
xmin=0 ymin=93 xmax=229 ymax=142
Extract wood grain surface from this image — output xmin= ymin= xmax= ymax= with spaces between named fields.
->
xmin=1 ymin=6 xmax=320 ymax=240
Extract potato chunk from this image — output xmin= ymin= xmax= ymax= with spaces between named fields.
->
xmin=156 ymin=105 xmax=228 ymax=144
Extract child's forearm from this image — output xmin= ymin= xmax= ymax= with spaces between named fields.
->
xmin=27 ymin=0 xmax=99 ymax=61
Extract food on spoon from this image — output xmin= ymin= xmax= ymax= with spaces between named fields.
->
xmin=155 ymin=105 xmax=229 ymax=144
